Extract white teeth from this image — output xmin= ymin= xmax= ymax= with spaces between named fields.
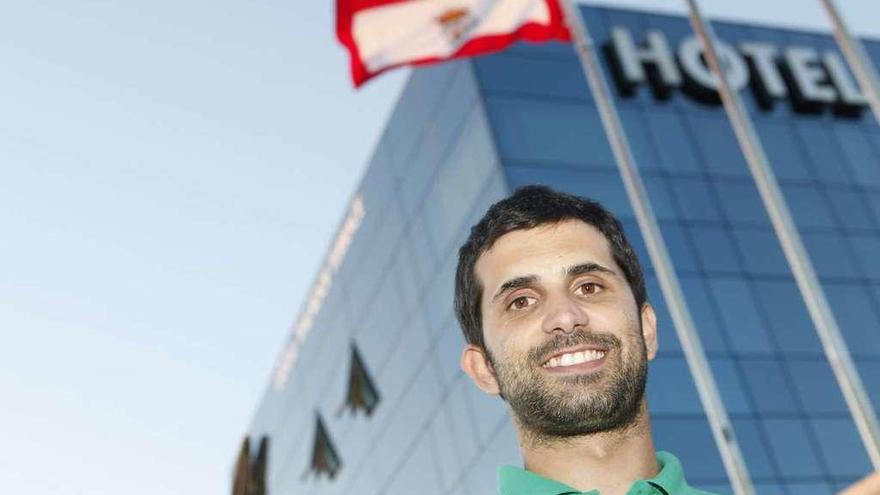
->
xmin=544 ymin=350 xmax=606 ymax=368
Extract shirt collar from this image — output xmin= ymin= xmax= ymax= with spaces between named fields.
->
xmin=498 ymin=451 xmax=687 ymax=495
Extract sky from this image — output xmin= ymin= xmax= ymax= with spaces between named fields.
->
xmin=0 ymin=1 xmax=878 ymax=494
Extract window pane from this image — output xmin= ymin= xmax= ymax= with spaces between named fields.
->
xmin=708 ymin=278 xmax=774 ymax=354
xmin=687 ymin=115 xmax=750 ymax=178
xmin=669 ymin=177 xmax=723 ymax=222
xmin=652 ymin=416 xmax=727 ymax=480
xmin=802 ymin=232 xmax=859 ymax=279
xmin=762 ymin=418 xmax=824 ymax=478
xmin=787 ymin=359 xmax=849 ymax=414
xmin=739 ymin=358 xmax=800 ymax=414
xmin=648 ymin=357 xmax=703 ymax=414
xmin=645 ymin=111 xmax=702 ymax=175
xmin=485 ymin=96 xmax=614 ymax=168
xmin=825 ymin=283 xmax=880 ymax=357
xmin=688 ymin=226 xmax=743 ymax=273
xmin=753 ymin=280 xmax=824 ymax=355
xmin=714 ymin=181 xmax=769 ymax=227
xmin=731 ymin=228 xmax=790 ymax=277
xmin=834 ymin=125 xmax=880 ymax=188
xmin=810 ymin=418 xmax=872 ymax=478
xmin=781 ymin=184 xmax=835 ymax=229
xmin=757 ymin=120 xmax=814 ymax=182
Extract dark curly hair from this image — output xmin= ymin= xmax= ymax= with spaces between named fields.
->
xmin=454 ymin=185 xmax=647 ymax=350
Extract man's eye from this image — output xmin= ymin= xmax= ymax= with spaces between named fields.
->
xmin=508 ymin=296 xmax=536 ymax=311
xmin=578 ymin=282 xmax=602 ymax=295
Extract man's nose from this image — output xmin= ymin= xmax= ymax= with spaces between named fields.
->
xmin=541 ymin=293 xmax=589 ymax=335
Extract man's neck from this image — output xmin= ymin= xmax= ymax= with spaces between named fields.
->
xmin=515 ymin=402 xmax=658 ymax=495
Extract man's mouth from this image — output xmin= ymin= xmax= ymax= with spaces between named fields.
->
xmin=540 ymin=347 xmax=608 ymax=369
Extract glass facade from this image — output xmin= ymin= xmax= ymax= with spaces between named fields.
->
xmin=238 ymin=6 xmax=880 ymax=495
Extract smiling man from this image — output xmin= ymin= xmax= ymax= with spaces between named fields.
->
xmin=454 ymin=185 xmax=714 ymax=495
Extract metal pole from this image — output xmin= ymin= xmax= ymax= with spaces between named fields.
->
xmin=560 ymin=3 xmax=756 ymax=494
xmin=683 ymin=0 xmax=880 ymax=469
xmin=819 ymin=0 xmax=880 ymax=123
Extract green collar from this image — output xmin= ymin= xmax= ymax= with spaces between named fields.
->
xmin=499 ymin=451 xmax=686 ymax=495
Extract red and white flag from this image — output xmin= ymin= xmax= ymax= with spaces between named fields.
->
xmin=337 ymin=0 xmax=571 ymax=87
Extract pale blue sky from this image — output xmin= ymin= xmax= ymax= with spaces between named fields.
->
xmin=0 ymin=1 xmax=877 ymax=494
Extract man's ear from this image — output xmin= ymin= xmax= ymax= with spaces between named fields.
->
xmin=461 ymin=344 xmax=501 ymax=395
xmin=641 ymin=303 xmax=658 ymax=360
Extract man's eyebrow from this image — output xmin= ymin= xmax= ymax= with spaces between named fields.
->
xmin=567 ymin=262 xmax=618 ymax=278
xmin=491 ymin=275 xmax=537 ymax=303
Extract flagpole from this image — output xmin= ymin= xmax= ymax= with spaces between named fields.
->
xmin=683 ymin=0 xmax=880 ymax=469
xmin=818 ymin=0 xmax=880 ymax=123
xmin=559 ymin=3 xmax=756 ymax=494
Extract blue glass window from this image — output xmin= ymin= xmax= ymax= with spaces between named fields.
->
xmin=867 ymin=193 xmax=880 ymax=228
xmin=647 ymin=357 xmax=703 ymax=414
xmin=618 ymin=109 xmax=663 ymax=173
xmin=781 ymin=184 xmax=836 ymax=229
xmin=802 ymin=232 xmax=859 ymax=279
xmin=787 ymin=359 xmax=849 ymax=414
xmin=753 ymin=279 xmax=824 ymax=355
xmin=627 ymin=220 xmax=697 ymax=274
xmin=486 ymin=96 xmax=615 ymax=168
xmin=425 ymin=110 xmax=499 ymax=255
xmin=731 ymin=227 xmax=791 ymax=277
xmin=688 ymin=226 xmax=743 ymax=273
xmin=826 ymin=188 xmax=875 ymax=231
xmin=403 ymin=214 xmax=438 ymax=292
xmin=679 ymin=275 xmax=729 ymax=353
xmin=824 ymin=283 xmax=880 ymax=357
xmin=503 ymin=38 xmax=574 ymax=60
xmin=738 ymin=358 xmax=800 ymax=414
xmin=473 ymin=54 xmax=589 ymax=102
xmin=642 ymin=175 xmax=678 ymax=221
xmin=714 ymin=181 xmax=769 ymax=227
xmin=687 ymin=115 xmax=750 ymax=178
xmin=846 ymin=234 xmax=880 ymax=279
xmin=444 ymin=380 xmax=482 ymax=463
xmin=810 ymin=418 xmax=872 ymax=478
xmin=834 ymin=125 xmax=880 ymax=188
xmin=669 ymin=177 xmax=723 ymax=222
xmin=708 ymin=358 xmax=752 ymax=415
xmin=783 ymin=483 xmax=835 ymax=495
xmin=762 ymin=418 xmax=825 ymax=478
xmin=756 ymin=120 xmax=814 ymax=182
xmin=433 ymin=317 xmax=466 ymax=389
xmin=708 ymin=278 xmax=774 ymax=354
xmin=857 ymin=361 xmax=880 ymax=412
xmin=645 ymin=111 xmax=702 ymax=175
xmin=793 ymin=122 xmax=851 ymax=186
xmin=729 ymin=418 xmax=777 ymax=480
xmin=652 ymin=416 xmax=727 ymax=480
xmin=384 ymin=63 xmax=462 ymax=180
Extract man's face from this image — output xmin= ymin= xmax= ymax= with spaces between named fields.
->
xmin=465 ymin=219 xmax=657 ymax=439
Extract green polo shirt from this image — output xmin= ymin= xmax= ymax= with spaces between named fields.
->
xmin=498 ymin=451 xmax=717 ymax=495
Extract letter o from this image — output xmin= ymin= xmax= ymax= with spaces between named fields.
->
xmin=678 ymin=36 xmax=749 ymax=92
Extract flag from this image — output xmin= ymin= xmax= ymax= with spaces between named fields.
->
xmin=337 ymin=0 xmax=571 ymax=87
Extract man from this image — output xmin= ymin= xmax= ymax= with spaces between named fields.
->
xmin=454 ymin=184 xmax=712 ymax=495
xmin=453 ymin=184 xmax=880 ymax=495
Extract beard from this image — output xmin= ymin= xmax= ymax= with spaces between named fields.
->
xmin=487 ymin=326 xmax=648 ymax=441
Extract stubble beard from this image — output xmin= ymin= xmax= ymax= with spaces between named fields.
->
xmin=488 ymin=326 xmax=648 ymax=445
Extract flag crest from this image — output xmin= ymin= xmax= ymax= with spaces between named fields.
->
xmin=337 ymin=0 xmax=571 ymax=87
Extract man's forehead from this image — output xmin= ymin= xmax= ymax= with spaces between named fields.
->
xmin=474 ymin=219 xmax=617 ymax=283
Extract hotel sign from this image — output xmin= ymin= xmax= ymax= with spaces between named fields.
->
xmin=607 ymin=26 xmax=868 ymax=114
